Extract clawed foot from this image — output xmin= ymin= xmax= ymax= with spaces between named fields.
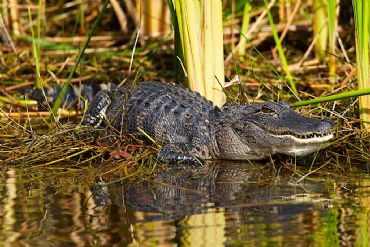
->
xmin=158 ymin=144 xmax=203 ymax=165
xmin=81 ymin=90 xmax=112 ymax=127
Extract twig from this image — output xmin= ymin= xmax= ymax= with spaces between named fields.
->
xmin=272 ymin=0 xmax=301 ymax=55
xmin=224 ymin=0 xmax=276 ymax=66
xmin=110 ymin=0 xmax=128 ymax=33
xmin=129 ymin=28 xmax=140 ymax=75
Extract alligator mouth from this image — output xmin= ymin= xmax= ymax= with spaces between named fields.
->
xmin=268 ymin=129 xmax=334 ymax=143
xmin=273 ymin=132 xmax=334 ymax=144
xmin=244 ymin=122 xmax=334 ymax=156
xmin=268 ymin=130 xmax=334 ymax=156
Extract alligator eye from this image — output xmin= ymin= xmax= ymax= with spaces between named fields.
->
xmin=260 ymin=106 xmax=276 ymax=114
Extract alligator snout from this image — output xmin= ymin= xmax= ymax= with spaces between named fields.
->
xmin=317 ymin=119 xmax=335 ymax=133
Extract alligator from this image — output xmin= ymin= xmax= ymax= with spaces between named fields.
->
xmin=82 ymin=81 xmax=334 ymax=163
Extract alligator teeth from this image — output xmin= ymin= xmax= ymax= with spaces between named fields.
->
xmin=268 ymin=129 xmax=332 ymax=140
xmin=278 ymin=132 xmax=331 ymax=140
xmin=279 ymin=133 xmax=334 ymax=144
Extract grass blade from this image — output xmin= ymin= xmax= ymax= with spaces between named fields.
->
xmin=167 ymin=0 xmax=185 ymax=85
xmin=51 ymin=0 xmax=110 ymax=122
xmin=264 ymin=0 xmax=298 ymax=96
xmin=238 ymin=1 xmax=252 ymax=58
xmin=291 ymin=88 xmax=370 ymax=107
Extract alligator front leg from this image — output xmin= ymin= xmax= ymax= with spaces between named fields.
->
xmin=82 ymin=90 xmax=112 ymax=127
xmin=158 ymin=143 xmax=203 ymax=165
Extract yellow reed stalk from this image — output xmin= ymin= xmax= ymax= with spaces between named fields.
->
xmin=210 ymin=1 xmax=225 ymax=106
xmin=174 ymin=0 xmax=225 ymax=106
xmin=353 ymin=0 xmax=370 ymax=131
xmin=203 ymin=1 xmax=214 ymax=101
xmin=313 ymin=0 xmax=328 ymax=60
xmin=327 ymin=0 xmax=337 ymax=84
xmin=175 ymin=0 xmax=205 ymax=95
xmin=9 ymin=0 xmax=22 ymax=36
xmin=140 ymin=0 xmax=170 ymax=38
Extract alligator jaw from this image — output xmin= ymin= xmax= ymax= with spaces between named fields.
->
xmin=272 ymin=132 xmax=334 ymax=156
xmin=274 ymin=132 xmax=334 ymax=144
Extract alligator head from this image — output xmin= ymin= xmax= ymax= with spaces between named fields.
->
xmin=216 ymin=102 xmax=335 ymax=160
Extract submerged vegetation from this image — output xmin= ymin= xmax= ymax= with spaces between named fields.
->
xmin=0 ymin=0 xmax=369 ymax=180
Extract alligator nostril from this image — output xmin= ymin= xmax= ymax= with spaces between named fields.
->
xmin=319 ymin=119 xmax=335 ymax=132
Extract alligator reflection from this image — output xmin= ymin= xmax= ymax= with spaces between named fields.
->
xmin=92 ymin=161 xmax=332 ymax=223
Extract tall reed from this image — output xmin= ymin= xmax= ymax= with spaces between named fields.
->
xmin=313 ymin=0 xmax=328 ymax=60
xmin=353 ymin=0 xmax=370 ymax=131
xmin=170 ymin=1 xmax=225 ymax=107
xmin=327 ymin=0 xmax=337 ymax=84
xmin=140 ymin=0 xmax=170 ymax=38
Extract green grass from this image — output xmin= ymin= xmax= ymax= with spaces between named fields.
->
xmin=238 ymin=1 xmax=252 ymax=58
xmin=167 ymin=0 xmax=185 ymax=85
xmin=51 ymin=0 xmax=111 ymax=121
xmin=291 ymin=88 xmax=370 ymax=107
xmin=18 ymin=36 xmax=76 ymax=50
xmin=264 ymin=0 xmax=298 ymax=97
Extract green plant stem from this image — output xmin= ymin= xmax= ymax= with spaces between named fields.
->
xmin=238 ymin=1 xmax=251 ymax=57
xmin=51 ymin=0 xmax=110 ymax=121
xmin=167 ymin=0 xmax=185 ymax=85
xmin=264 ymin=0 xmax=298 ymax=96
xmin=291 ymin=88 xmax=370 ymax=107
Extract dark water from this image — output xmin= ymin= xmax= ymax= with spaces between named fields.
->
xmin=0 ymin=161 xmax=368 ymax=246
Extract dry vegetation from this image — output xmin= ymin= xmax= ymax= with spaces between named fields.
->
xmin=0 ymin=1 xmax=369 ymax=183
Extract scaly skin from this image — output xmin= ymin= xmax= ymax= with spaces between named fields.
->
xmin=82 ymin=81 xmax=335 ymax=163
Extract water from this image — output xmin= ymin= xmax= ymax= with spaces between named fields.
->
xmin=0 ymin=161 xmax=367 ymax=246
